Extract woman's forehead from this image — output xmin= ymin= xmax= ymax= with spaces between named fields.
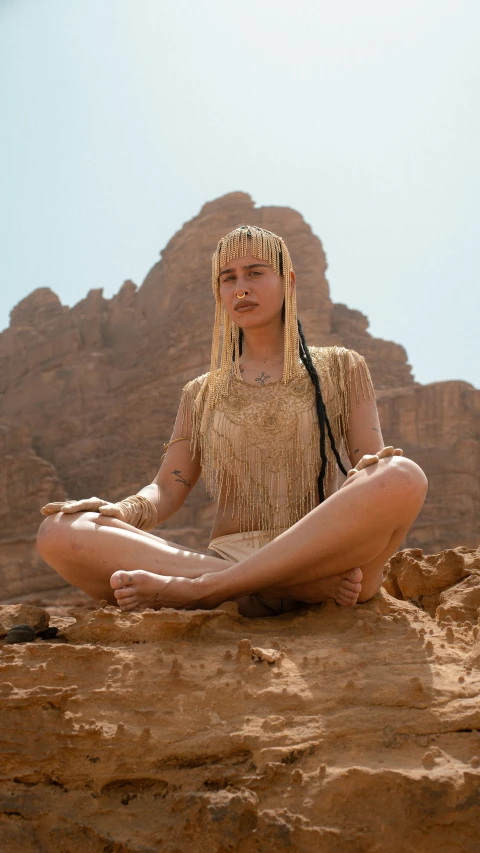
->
xmin=219 ymin=255 xmax=275 ymax=276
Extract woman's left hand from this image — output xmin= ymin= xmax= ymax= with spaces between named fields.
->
xmin=346 ymin=446 xmax=403 ymax=478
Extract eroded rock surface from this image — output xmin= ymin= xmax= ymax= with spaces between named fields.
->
xmin=1 ymin=547 xmax=479 ymax=852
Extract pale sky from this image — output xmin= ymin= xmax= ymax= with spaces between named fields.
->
xmin=1 ymin=0 xmax=479 ymax=387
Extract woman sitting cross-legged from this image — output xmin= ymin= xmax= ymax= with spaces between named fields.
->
xmin=38 ymin=225 xmax=427 ymax=617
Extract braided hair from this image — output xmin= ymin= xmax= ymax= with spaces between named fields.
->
xmin=238 ymin=320 xmax=347 ymax=502
xmin=297 ymin=319 xmax=348 ymax=500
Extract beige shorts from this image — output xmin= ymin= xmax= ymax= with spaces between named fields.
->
xmin=208 ymin=530 xmax=299 ymax=618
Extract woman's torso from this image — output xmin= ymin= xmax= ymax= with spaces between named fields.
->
xmin=183 ymin=346 xmax=359 ymax=543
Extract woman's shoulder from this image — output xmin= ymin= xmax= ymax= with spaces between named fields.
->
xmin=308 ymin=345 xmax=364 ymax=369
xmin=307 ymin=345 xmax=374 ymax=402
xmin=183 ymin=371 xmax=210 ymax=388
xmin=182 ymin=370 xmax=210 ymax=395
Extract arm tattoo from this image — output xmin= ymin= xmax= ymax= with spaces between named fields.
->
xmin=354 ymin=448 xmax=360 ymax=454
xmin=172 ymin=469 xmax=191 ymax=488
xmin=255 ymin=371 xmax=271 ymax=385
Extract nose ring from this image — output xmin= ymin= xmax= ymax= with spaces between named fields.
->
xmin=236 ymin=292 xmax=247 ymax=299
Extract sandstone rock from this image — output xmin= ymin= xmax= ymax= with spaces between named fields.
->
xmin=1 ymin=567 xmax=480 ymax=851
xmin=384 ymin=546 xmax=480 ymax=622
xmin=384 ymin=548 xmax=470 ymax=599
xmin=436 ymin=576 xmax=480 ymax=624
xmin=0 ymin=604 xmax=49 ymax=637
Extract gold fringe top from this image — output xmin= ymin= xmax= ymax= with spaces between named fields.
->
xmin=177 ymin=346 xmax=375 ymax=539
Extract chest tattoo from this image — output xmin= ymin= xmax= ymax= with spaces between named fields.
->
xmin=255 ymin=371 xmax=271 ymax=385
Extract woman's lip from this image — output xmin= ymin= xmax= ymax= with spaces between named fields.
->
xmin=235 ymin=303 xmax=258 ymax=311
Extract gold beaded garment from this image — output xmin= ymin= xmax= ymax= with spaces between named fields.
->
xmin=178 ymin=346 xmax=375 ymax=539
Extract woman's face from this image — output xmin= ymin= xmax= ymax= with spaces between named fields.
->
xmin=218 ymin=251 xmax=293 ymax=330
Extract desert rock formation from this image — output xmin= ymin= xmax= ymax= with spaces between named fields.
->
xmin=1 ymin=547 xmax=479 ymax=851
xmin=0 ymin=192 xmax=479 ymax=599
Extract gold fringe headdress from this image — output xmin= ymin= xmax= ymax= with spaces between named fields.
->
xmin=208 ymin=225 xmax=301 ymax=406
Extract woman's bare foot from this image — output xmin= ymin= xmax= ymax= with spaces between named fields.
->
xmin=268 ymin=566 xmax=363 ymax=606
xmin=110 ymin=570 xmax=204 ymax=611
xmin=312 ymin=567 xmax=363 ymax=606
xmin=110 ymin=565 xmax=364 ymax=613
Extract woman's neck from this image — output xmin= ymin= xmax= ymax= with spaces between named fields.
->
xmin=240 ymin=324 xmax=284 ymax=363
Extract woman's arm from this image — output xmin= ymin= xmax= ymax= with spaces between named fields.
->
xmin=346 ymin=391 xmax=385 ymax=468
xmin=344 ymin=351 xmax=402 ymax=477
xmin=41 ymin=382 xmax=203 ymax=529
xmin=344 ymin=351 xmax=383 ymax=467
xmin=137 ymin=435 xmax=201 ymax=525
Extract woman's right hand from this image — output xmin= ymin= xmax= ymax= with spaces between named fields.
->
xmin=345 ymin=446 xmax=403 ymax=479
xmin=40 ymin=497 xmax=125 ymax=520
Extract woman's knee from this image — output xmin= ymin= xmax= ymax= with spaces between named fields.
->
xmin=36 ymin=511 xmax=95 ymax=560
xmin=37 ymin=514 xmax=66 ymax=561
xmin=381 ymin=455 xmax=428 ymax=504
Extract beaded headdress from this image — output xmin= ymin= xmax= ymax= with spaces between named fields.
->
xmin=209 ymin=225 xmax=301 ymax=405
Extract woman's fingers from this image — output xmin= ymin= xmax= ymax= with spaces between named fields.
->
xmin=98 ymin=504 xmax=126 ymax=521
xmin=40 ymin=497 xmax=105 ymax=516
xmin=60 ymin=497 xmax=105 ymax=514
xmin=346 ymin=454 xmax=378 ymax=478
xmin=40 ymin=501 xmax=68 ymax=516
xmin=376 ymin=446 xmax=404 ymax=458
xmin=355 ymin=454 xmax=379 ymax=471
xmin=377 ymin=446 xmax=394 ymax=459
xmin=346 ymin=447 xmax=405 ymax=481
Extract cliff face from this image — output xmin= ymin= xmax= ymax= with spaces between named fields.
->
xmin=1 ymin=192 xmax=478 ymax=597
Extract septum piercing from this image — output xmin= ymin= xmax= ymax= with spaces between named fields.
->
xmin=236 ymin=292 xmax=247 ymax=299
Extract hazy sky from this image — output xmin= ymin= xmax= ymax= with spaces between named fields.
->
xmin=1 ymin=0 xmax=479 ymax=386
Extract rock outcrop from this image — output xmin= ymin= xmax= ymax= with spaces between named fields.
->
xmin=0 ymin=192 xmax=478 ymax=599
xmin=1 ymin=547 xmax=479 ymax=852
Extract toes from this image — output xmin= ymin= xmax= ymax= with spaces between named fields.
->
xmin=336 ymin=581 xmax=361 ymax=606
xmin=114 ymin=586 xmax=136 ymax=601
xmin=340 ymin=580 xmax=362 ymax=594
xmin=336 ymin=594 xmax=358 ymax=607
xmin=338 ymin=591 xmax=358 ymax=603
xmin=118 ymin=600 xmax=140 ymax=612
xmin=345 ymin=567 xmax=363 ymax=584
xmin=110 ymin=571 xmax=134 ymax=590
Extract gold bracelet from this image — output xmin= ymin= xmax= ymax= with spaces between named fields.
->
xmin=119 ymin=495 xmax=158 ymax=531
xmin=161 ymin=436 xmax=190 ymax=462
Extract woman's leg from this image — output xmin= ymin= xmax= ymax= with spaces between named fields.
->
xmin=110 ymin=455 xmax=427 ymax=609
xmin=37 ymin=511 xmax=363 ymax=611
xmin=36 ymin=512 xmax=230 ymax=605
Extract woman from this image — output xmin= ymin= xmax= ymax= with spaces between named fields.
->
xmin=38 ymin=225 xmax=427 ymax=616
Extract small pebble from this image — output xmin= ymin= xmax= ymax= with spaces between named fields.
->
xmin=422 ymin=751 xmax=435 ymax=770
xmin=4 ymin=624 xmax=36 ymax=644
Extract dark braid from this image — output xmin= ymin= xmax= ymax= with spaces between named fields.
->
xmin=297 ymin=319 xmax=348 ymax=501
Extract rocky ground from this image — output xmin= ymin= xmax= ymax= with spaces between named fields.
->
xmin=1 ymin=546 xmax=480 ymax=852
